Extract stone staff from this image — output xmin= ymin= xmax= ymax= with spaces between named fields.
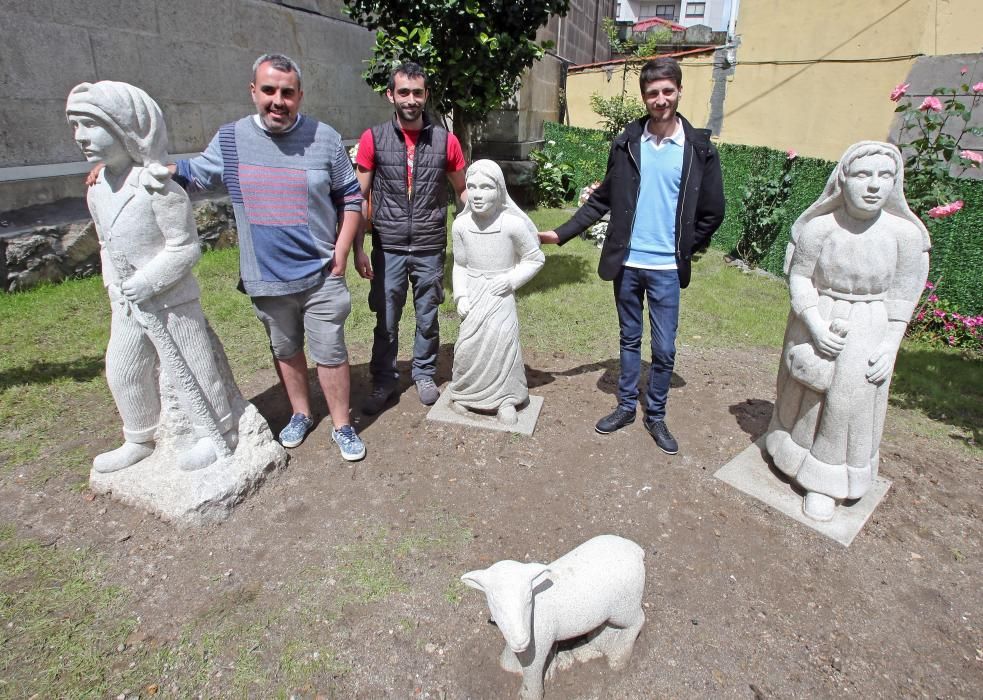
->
xmin=109 ymin=250 xmax=233 ymax=460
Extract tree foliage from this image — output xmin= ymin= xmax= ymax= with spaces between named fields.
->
xmin=344 ymin=0 xmax=570 ymax=143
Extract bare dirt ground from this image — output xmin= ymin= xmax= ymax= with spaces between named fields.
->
xmin=2 ymin=343 xmax=981 ymax=699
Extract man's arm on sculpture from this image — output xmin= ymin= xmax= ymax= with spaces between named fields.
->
xmin=121 ymin=188 xmax=202 ymax=304
xmin=692 ymin=145 xmax=726 ymax=252
xmin=354 ymin=164 xmax=375 ymax=279
xmin=552 ymin=151 xmax=615 ymax=245
xmin=173 ymin=132 xmax=226 ymax=193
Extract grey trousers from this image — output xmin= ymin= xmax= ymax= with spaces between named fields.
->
xmin=368 ymin=248 xmax=445 ymax=384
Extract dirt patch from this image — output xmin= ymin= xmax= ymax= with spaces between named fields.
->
xmin=1 ymin=344 xmax=980 ymax=698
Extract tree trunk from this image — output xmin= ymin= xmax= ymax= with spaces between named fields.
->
xmin=453 ymin=116 xmax=473 ymax=164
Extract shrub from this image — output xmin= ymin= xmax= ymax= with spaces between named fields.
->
xmin=907 ymin=281 xmax=983 ymax=352
xmin=530 ymin=144 xmax=574 ymax=207
xmin=891 ymin=68 xmax=983 ymax=217
xmin=736 ymin=150 xmax=797 ymax=267
xmin=589 ymin=93 xmax=645 ymax=140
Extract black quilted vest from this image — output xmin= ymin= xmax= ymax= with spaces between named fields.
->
xmin=370 ymin=115 xmax=449 ymax=253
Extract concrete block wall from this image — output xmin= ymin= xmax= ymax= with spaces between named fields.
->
xmin=0 ymin=0 xmax=390 ymax=211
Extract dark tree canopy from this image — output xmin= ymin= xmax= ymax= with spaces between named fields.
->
xmin=344 ymin=0 xmax=570 ymax=142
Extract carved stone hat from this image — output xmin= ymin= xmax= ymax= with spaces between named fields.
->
xmin=66 ymin=81 xmax=170 ymax=189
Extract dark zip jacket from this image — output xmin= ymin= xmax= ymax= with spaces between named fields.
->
xmin=554 ymin=114 xmax=725 ymax=288
xmin=370 ymin=114 xmax=449 ymax=254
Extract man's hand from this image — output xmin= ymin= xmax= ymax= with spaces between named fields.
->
xmin=354 ymin=250 xmax=373 ymax=280
xmin=456 ymin=296 xmax=471 ymax=318
xmin=85 ymin=163 xmax=104 ymax=187
xmin=120 ymin=272 xmax=155 ymax=305
xmin=539 ymin=230 xmax=560 ymax=245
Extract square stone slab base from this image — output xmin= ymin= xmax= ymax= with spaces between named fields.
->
xmin=714 ymin=439 xmax=891 ymax=547
xmin=89 ymin=404 xmax=288 ymax=526
xmin=426 ymin=390 xmax=543 ymax=436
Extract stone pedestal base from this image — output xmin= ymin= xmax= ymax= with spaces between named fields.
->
xmin=713 ymin=439 xmax=891 ymax=546
xmin=89 ymin=403 xmax=287 ymax=526
xmin=426 ymin=390 xmax=543 ymax=436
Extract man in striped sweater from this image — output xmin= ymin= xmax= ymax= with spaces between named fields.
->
xmin=173 ymin=53 xmax=367 ymax=462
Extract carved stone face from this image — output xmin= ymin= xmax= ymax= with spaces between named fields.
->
xmin=842 ymin=153 xmax=896 ymax=219
xmin=68 ymin=114 xmax=130 ymax=172
xmin=467 ymin=172 xmax=501 ymax=217
xmin=250 ymin=61 xmax=303 ymax=133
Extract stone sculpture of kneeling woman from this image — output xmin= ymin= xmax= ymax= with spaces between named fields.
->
xmin=449 ymin=160 xmax=545 ymax=425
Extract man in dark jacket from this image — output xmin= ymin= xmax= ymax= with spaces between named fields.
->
xmin=354 ymin=62 xmax=467 ymax=413
xmin=540 ymin=57 xmax=724 ymax=454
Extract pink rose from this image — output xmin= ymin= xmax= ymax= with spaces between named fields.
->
xmin=925 ymin=281 xmax=934 ymax=289
xmin=961 ymin=66 xmax=969 ymax=75
xmin=960 ymin=150 xmax=983 ymax=165
xmin=786 ymin=149 xmax=798 ymax=160
xmin=889 ymin=83 xmax=910 ymax=101
xmin=973 ymin=82 xmax=983 ymax=93
xmin=928 ymin=294 xmax=939 ymax=303
xmin=918 ymin=96 xmax=943 ymax=112
xmin=926 ymin=200 xmax=964 ymax=218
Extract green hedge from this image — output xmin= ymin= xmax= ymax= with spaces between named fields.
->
xmin=542 ymin=122 xmax=983 ymax=313
xmin=543 ymin=122 xmax=610 ymax=197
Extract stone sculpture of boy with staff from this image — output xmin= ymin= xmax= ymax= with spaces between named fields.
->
xmin=67 ymin=81 xmax=236 ymax=473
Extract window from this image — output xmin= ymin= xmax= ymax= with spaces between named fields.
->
xmin=655 ymin=4 xmax=675 ymax=19
xmin=685 ymin=2 xmax=705 ymax=17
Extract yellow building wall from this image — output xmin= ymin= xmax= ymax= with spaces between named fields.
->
xmin=567 ymin=56 xmax=716 ymax=132
xmin=565 ymin=0 xmax=980 ymax=160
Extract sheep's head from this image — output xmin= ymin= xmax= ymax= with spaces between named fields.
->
xmin=462 ymin=560 xmax=551 ymax=653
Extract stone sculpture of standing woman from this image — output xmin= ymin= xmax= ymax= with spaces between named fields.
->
xmin=449 ymin=160 xmax=545 ymax=425
xmin=765 ymin=141 xmax=930 ymax=521
xmin=67 ymin=81 xmax=237 ymax=473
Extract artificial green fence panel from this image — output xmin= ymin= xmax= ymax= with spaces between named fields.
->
xmin=541 ymin=122 xmax=982 ymax=313
xmin=715 ymin=143 xmax=833 ymax=277
xmin=543 ymin=122 xmax=609 ymax=197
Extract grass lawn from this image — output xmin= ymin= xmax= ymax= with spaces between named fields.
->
xmin=0 ymin=207 xmax=979 ymax=696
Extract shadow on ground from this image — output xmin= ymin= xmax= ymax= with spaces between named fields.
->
xmin=729 ymin=398 xmax=774 ymax=439
xmin=0 ymin=356 xmax=104 ymax=391
xmin=245 ymin=347 xmax=694 ymax=436
xmin=893 ymin=346 xmax=982 ymax=447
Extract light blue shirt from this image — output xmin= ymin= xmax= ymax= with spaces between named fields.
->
xmin=625 ymin=119 xmax=685 ymax=270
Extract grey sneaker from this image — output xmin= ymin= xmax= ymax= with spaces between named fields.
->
xmin=415 ymin=377 xmax=440 ymax=406
xmin=279 ymin=413 xmax=313 ymax=448
xmin=361 ymin=383 xmax=396 ymax=415
xmin=332 ymin=424 xmax=366 ymax=461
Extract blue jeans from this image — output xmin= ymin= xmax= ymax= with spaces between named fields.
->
xmin=613 ymin=266 xmax=680 ymax=420
xmin=369 ymin=248 xmax=445 ymax=384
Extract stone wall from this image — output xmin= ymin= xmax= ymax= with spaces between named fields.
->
xmin=1 ymin=197 xmax=237 ymax=292
xmin=0 ymin=0 xmax=391 ymax=212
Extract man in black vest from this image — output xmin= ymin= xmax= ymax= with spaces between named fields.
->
xmin=354 ymin=62 xmax=467 ymax=414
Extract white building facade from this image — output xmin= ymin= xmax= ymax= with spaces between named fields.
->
xmin=615 ymin=0 xmax=735 ymax=32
